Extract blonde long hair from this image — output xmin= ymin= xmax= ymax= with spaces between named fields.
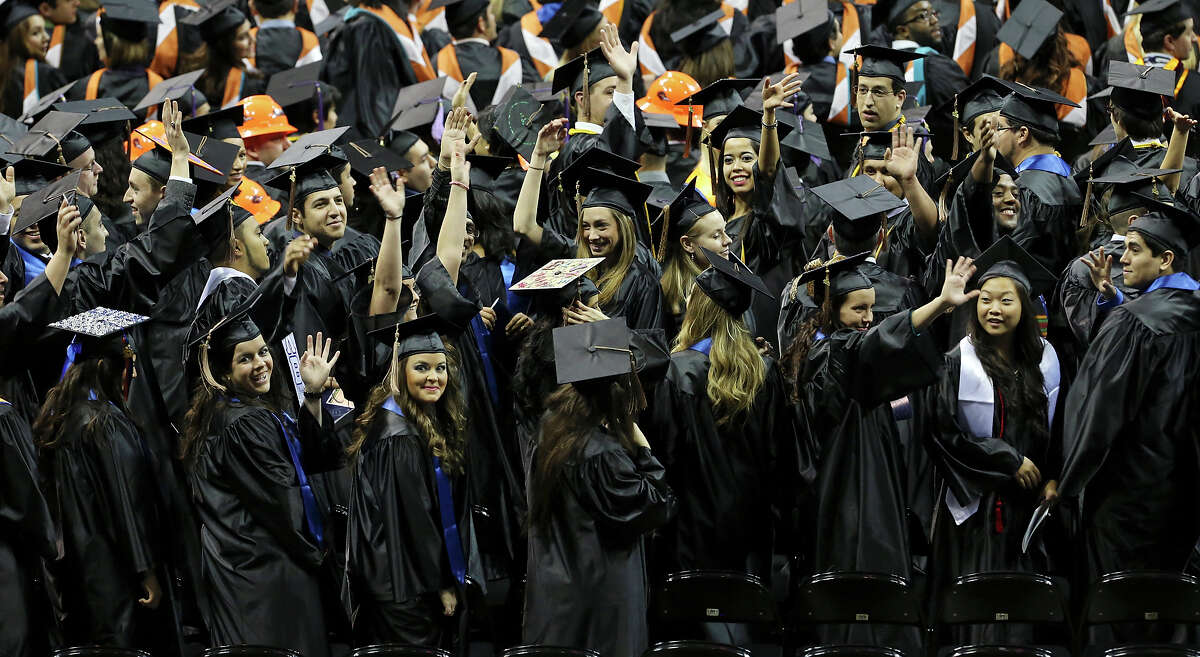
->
xmin=673 ymin=287 xmax=765 ymax=426
xmin=576 ymin=207 xmax=638 ymax=308
xmin=660 ymin=240 xmax=703 ymax=317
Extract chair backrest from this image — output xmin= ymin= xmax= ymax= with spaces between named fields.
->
xmin=642 ymin=640 xmax=752 ymax=657
xmin=1083 ymin=571 xmax=1200 ymax=626
xmin=799 ymin=646 xmax=906 ymax=657
xmin=351 ymin=645 xmax=453 ymax=657
xmin=1102 ymin=647 xmax=1200 ymax=657
xmin=790 ymin=572 xmax=921 ymax=626
xmin=939 ymin=572 xmax=1070 ymax=626
xmin=53 ymin=649 xmax=152 ymax=657
xmin=501 ymin=646 xmax=602 ymax=657
xmin=945 ymin=647 xmax=1055 ymax=657
xmin=656 ymin=570 xmax=781 ymax=625
xmin=201 ymin=646 xmax=303 ymax=657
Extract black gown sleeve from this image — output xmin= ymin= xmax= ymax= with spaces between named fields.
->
xmin=843 ymin=309 xmax=943 ymax=408
xmin=570 ymin=442 xmax=676 ymax=544
xmin=0 ymin=406 xmax=56 ymax=560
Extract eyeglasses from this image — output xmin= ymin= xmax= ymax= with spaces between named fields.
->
xmin=856 ymin=86 xmax=896 ymax=100
xmin=993 ymin=125 xmax=1018 ymax=132
xmin=903 ymin=8 xmax=939 ymax=24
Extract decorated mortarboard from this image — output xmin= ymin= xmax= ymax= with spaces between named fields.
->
xmin=134 ymin=69 xmax=206 ymax=112
xmin=695 ymin=248 xmax=772 ymax=316
xmin=969 ymin=234 xmax=1056 ymax=297
xmin=675 ymin=78 xmax=758 ymax=121
xmin=671 ymin=9 xmax=729 ymax=59
xmin=1126 ymin=191 xmax=1200 ymax=254
xmin=579 ymin=168 xmax=653 ymax=220
xmin=1107 ymin=60 xmax=1174 ymax=119
xmin=492 ymin=85 xmax=557 ymax=161
xmin=1127 ymin=0 xmax=1190 ymax=36
xmin=796 ymin=252 xmax=873 ymax=298
xmin=811 ymin=175 xmax=907 ymax=242
xmin=551 ymin=47 xmax=618 ymax=96
xmin=8 ymin=111 xmax=88 ymax=164
xmin=552 ymin=317 xmax=635 ymax=384
xmin=18 ymin=81 xmax=74 ymax=124
xmin=342 ymin=139 xmax=411 ymax=177
xmin=996 ymin=0 xmax=1062 ymax=60
xmin=847 ymin=45 xmax=926 ymax=83
xmin=538 ymin=0 xmax=604 ymax=49
xmin=776 ymin=0 xmax=829 ymax=43
xmin=511 ymin=257 xmax=605 ymax=292
xmin=0 ymin=113 xmax=28 ymax=149
xmin=780 ymin=118 xmax=832 ymax=161
xmin=180 ymin=0 xmax=246 ymax=42
xmin=184 ymin=131 xmax=240 ymax=184
xmin=181 ymin=104 xmax=244 ymax=140
xmin=8 ymin=156 xmax=71 ymax=196
xmin=704 ymin=104 xmax=794 ymax=145
xmin=100 ymin=0 xmax=160 ymax=41
xmin=48 ymin=306 xmax=150 ymax=359
xmin=998 ymin=82 xmax=1079 ymax=139
xmin=53 ymin=98 xmax=137 ymax=147
xmin=365 ymin=312 xmax=447 ymax=360
xmin=12 ymin=170 xmax=81 ymax=252
xmin=658 ymin=181 xmax=718 ymax=256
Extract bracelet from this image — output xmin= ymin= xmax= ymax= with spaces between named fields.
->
xmin=385 ymin=215 xmax=402 ymax=221
xmin=762 ymin=121 xmax=778 ymax=129
xmin=303 ymin=388 xmax=324 ymax=399
xmin=528 ymin=165 xmax=544 ymax=171
xmin=450 ymin=180 xmax=470 ymax=191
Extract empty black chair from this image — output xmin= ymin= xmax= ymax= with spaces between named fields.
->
xmin=1103 ymin=647 xmax=1200 ymax=657
xmin=936 ymin=572 xmax=1072 ymax=656
xmin=643 ymin=640 xmax=753 ymax=657
xmin=798 ymin=647 xmax=905 ymax=657
xmin=52 ymin=649 xmax=151 ymax=657
xmin=501 ymin=646 xmax=601 ymax=657
xmin=350 ymin=645 xmax=452 ymax=657
xmin=944 ymin=648 xmax=1055 ymax=657
xmin=656 ymin=570 xmax=781 ymax=626
xmin=1080 ymin=571 xmax=1200 ymax=655
xmin=202 ymin=646 xmax=303 ymax=657
xmin=785 ymin=572 xmax=923 ymax=657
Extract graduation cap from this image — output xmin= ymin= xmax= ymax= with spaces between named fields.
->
xmin=134 ymin=69 xmax=206 ymax=113
xmin=0 ymin=114 xmax=28 ymax=149
xmin=192 ymin=183 xmax=242 ymax=225
xmin=2 ymin=2 xmax=38 ymax=33
xmin=775 ymin=0 xmax=829 ymax=44
xmin=184 ymin=131 xmax=240 ymax=184
xmin=313 ymin=5 xmax=347 ymax=38
xmin=8 ymin=111 xmax=88 ymax=164
xmin=18 ymin=81 xmax=74 ymax=124
xmin=969 ymin=234 xmax=1056 ymax=297
xmin=538 ymin=0 xmax=603 ymax=49
xmin=1127 ymin=191 xmax=1200 ymax=255
xmin=180 ymin=0 xmax=247 ymax=43
xmin=579 ymin=168 xmax=653 ymax=222
xmin=510 ymin=257 xmax=603 ymax=312
xmin=695 ymin=248 xmax=772 ymax=316
xmin=931 ymin=149 xmax=1018 ymax=192
xmin=7 ymin=156 xmax=71 ymax=196
xmin=466 ymin=153 xmax=515 ymax=189
xmin=996 ymin=0 xmax=1062 ymax=60
xmin=266 ymin=62 xmax=336 ymax=130
xmin=675 ymin=78 xmax=758 ymax=121
xmin=1107 ymin=60 xmax=1174 ymax=120
xmin=552 ymin=317 xmax=635 ymax=384
xmin=938 ymin=74 xmax=1013 ymax=159
xmin=415 ymin=259 xmax=481 ymax=330
xmin=492 ymin=85 xmax=556 ymax=161
xmin=843 ymin=130 xmax=895 ymax=161
xmin=48 ymin=306 xmax=149 ymax=363
xmin=366 ymin=312 xmax=447 ymax=364
xmin=645 ymin=185 xmax=679 ymax=216
xmin=1089 ymin=124 xmax=1118 ymax=147
xmin=53 ymin=99 xmax=137 ymax=147
xmin=558 ymin=146 xmax=641 ymax=197
xmin=810 ymin=175 xmax=907 ymax=242
xmin=1128 ymin=0 xmax=1190 ymax=37
xmin=671 ymin=9 xmax=728 ymax=59
xmin=100 ymin=0 xmax=160 ymax=42
xmin=641 ymin=110 xmax=680 ymax=129
xmin=551 ymin=47 xmax=617 ymax=98
xmin=431 ymin=0 xmax=489 ymax=29
xmin=128 ymin=127 xmax=224 ymax=182
xmin=704 ymin=104 xmax=794 ymax=146
xmin=1092 ymin=165 xmax=1179 ymax=215
xmin=847 ymin=45 xmax=925 ymax=83
xmin=656 ymin=181 xmax=717 ymax=259
xmin=796 ymin=252 xmax=873 ymax=300
xmin=391 ymin=76 xmax=464 ymax=116
xmin=342 ymin=139 xmax=411 ymax=178
xmin=187 ymin=290 xmax=264 ymax=390
xmin=998 ymin=83 xmax=1079 ymax=140
xmin=780 ymin=118 xmax=832 ymax=161
xmin=13 ymin=170 xmax=81 ymax=253
xmin=389 ymin=102 xmax=442 ymax=135
xmin=266 ymin=127 xmax=349 ymax=172
xmin=181 ymin=105 xmax=243 ymax=140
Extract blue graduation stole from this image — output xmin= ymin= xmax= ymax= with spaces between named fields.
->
xmin=16 ymin=244 xmax=46 ymax=286
xmin=907 ymin=46 xmax=939 ymax=106
xmin=276 ymin=411 xmax=325 ymax=547
xmin=1015 ymin=153 xmax=1071 ymax=178
xmin=381 ymin=396 xmax=467 ymax=584
xmin=688 ymin=337 xmax=713 ymax=354
xmin=501 ymin=255 xmax=527 ymax=314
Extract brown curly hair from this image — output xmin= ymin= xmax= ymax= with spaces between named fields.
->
xmin=999 ymin=25 xmax=1077 ymax=95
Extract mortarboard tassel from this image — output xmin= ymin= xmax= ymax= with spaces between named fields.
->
xmin=684 ymin=102 xmax=694 ymax=159
xmin=656 ymin=205 xmax=670 ymax=264
xmin=951 ymin=92 xmax=960 ymax=162
xmin=121 ymin=334 xmax=134 ymax=403
xmin=1079 ymin=164 xmax=1094 ymax=228
xmin=575 ymin=179 xmax=584 ymax=236
xmin=287 ymin=168 xmax=298 ymax=231
xmin=199 ymin=335 xmax=228 ymax=393
xmin=582 ymin=52 xmax=591 ymax=123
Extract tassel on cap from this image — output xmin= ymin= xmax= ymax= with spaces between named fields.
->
xmin=951 ymin=92 xmax=961 ymax=162
xmin=1079 ymin=164 xmax=1094 ymax=228
xmin=684 ymin=102 xmax=694 ymax=159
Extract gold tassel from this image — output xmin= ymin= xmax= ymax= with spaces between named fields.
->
xmin=684 ymin=102 xmax=694 ymax=159
xmin=582 ymin=53 xmax=591 ymax=123
xmin=950 ymin=92 xmax=960 ymax=162
xmin=575 ymin=179 xmax=584 ymax=233
xmin=1079 ymin=164 xmax=1094 ymax=228
xmin=199 ymin=336 xmax=228 ymax=394
xmin=656 ymin=205 xmax=670 ymax=264
xmin=387 ymin=324 xmax=402 ymax=397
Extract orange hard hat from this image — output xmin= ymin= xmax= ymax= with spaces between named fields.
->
xmin=129 ymin=120 xmax=164 ymax=161
xmin=637 ymin=71 xmax=703 ymax=128
xmin=238 ymin=95 xmax=298 ymax=139
xmin=234 ymin=177 xmax=282 ymax=224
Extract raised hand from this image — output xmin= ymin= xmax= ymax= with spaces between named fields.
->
xmin=978 ymin=116 xmax=996 ymax=164
xmin=885 ymin=126 xmax=919 ymax=183
xmin=369 ymin=165 xmax=406 ymax=218
xmin=761 ymin=73 xmax=805 ymax=113
xmin=283 ymin=234 xmax=316 ymax=277
xmin=938 ymin=256 xmax=980 ymax=308
xmin=450 ymin=133 xmax=478 ymax=186
xmin=439 ymin=106 xmax=473 ymax=169
xmin=55 ymin=198 xmax=82 ymax=259
xmin=452 ymin=72 xmax=477 ymax=110
xmin=1082 ymin=248 xmax=1116 ymax=299
xmin=598 ymin=23 xmax=637 ymax=82
xmin=0 ymin=166 xmax=14 ymax=214
xmin=1167 ymin=107 xmax=1196 ymax=133
xmin=300 ymin=331 xmax=341 ymax=394
xmin=162 ymin=100 xmax=189 ymax=160
xmin=533 ymin=118 xmax=568 ymax=161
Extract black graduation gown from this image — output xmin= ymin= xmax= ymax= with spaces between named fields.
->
xmin=539 ymin=228 xmax=665 ymax=330
xmin=798 ymin=311 xmax=941 ymax=649
xmin=322 ymin=9 xmax=421 ymax=139
xmin=2 ymin=59 xmax=68 ymax=118
xmin=0 ymin=398 xmax=57 ymax=657
xmin=347 ymin=406 xmax=474 ymax=646
xmin=51 ymin=16 xmax=103 ymax=82
xmin=1058 ymin=286 xmax=1200 ymax=579
xmin=189 ymin=400 xmax=345 ymax=657
xmin=254 ymin=25 xmax=316 ymax=79
xmin=0 ymin=273 xmax=64 ymax=423
xmin=51 ymin=402 xmax=161 ymax=647
xmin=65 ymin=68 xmax=158 ymax=120
xmin=1010 ymin=167 xmax=1082 ymax=279
xmin=523 ymin=432 xmax=676 ymax=657
xmin=648 ymin=351 xmax=805 ymax=584
xmin=437 ymin=41 xmax=532 ymax=110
